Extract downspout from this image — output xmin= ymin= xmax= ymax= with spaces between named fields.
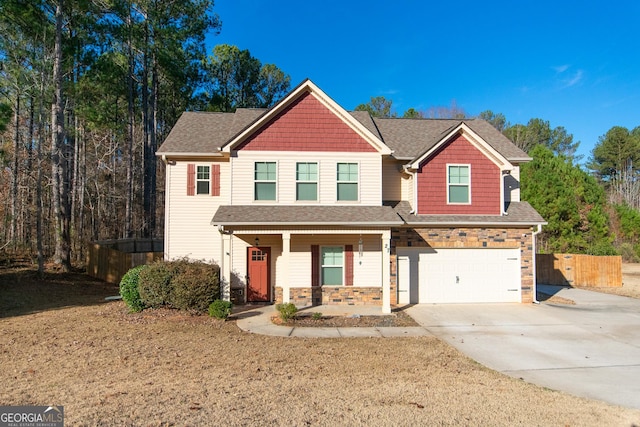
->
xmin=531 ymin=224 xmax=542 ymax=304
xmin=501 ymin=170 xmax=511 ymax=215
xmin=162 ymin=155 xmax=170 ymax=260
xmin=402 ymin=164 xmax=417 ymax=214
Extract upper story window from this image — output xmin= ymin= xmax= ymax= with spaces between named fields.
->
xmin=254 ymin=162 xmax=277 ymax=200
xmin=196 ymin=166 xmax=210 ymax=195
xmin=448 ymin=164 xmax=470 ymax=204
xmin=296 ymin=162 xmax=318 ymax=201
xmin=187 ymin=163 xmax=219 ymax=196
xmin=337 ymin=162 xmax=358 ymax=201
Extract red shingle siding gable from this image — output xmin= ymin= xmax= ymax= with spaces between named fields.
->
xmin=416 ymin=134 xmax=501 ymax=215
xmin=236 ymin=92 xmax=377 ymax=152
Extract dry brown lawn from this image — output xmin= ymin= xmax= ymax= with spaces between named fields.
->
xmin=1 ymin=266 xmax=640 ymax=426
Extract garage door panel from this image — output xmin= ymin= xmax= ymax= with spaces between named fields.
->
xmin=397 ymin=248 xmax=521 ymax=304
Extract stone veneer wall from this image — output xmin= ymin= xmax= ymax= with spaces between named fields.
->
xmin=275 ymin=286 xmax=382 ymax=306
xmin=391 ymin=227 xmax=534 ymax=303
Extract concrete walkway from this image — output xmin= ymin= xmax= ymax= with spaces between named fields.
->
xmin=234 ymin=305 xmax=430 ymax=338
xmin=407 ymin=286 xmax=640 ymax=410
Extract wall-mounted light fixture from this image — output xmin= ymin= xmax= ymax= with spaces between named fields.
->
xmin=254 ymin=237 xmax=260 ymax=247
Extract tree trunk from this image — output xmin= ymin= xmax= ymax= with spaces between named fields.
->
xmin=11 ymin=94 xmax=20 ymax=249
xmin=125 ymin=2 xmax=135 ymax=238
xmin=51 ymin=1 xmax=71 ymax=271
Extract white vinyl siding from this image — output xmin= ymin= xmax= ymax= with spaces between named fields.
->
xmin=231 ymin=152 xmax=382 ymax=205
xmin=164 ymin=160 xmax=229 ymax=262
xmin=505 ymin=165 xmax=521 ymax=203
xmin=382 ymin=158 xmax=403 ymax=201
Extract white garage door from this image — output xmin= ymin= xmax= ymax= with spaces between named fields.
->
xmin=397 ymin=248 xmax=521 ymax=304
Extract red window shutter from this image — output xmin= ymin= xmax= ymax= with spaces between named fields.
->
xmin=187 ymin=163 xmax=195 ymax=196
xmin=211 ymin=164 xmax=220 ymax=196
xmin=345 ymin=245 xmax=354 ymax=286
xmin=311 ymin=245 xmax=319 ymax=287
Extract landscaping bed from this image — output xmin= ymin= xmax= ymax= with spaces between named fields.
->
xmin=271 ymin=310 xmax=418 ymax=327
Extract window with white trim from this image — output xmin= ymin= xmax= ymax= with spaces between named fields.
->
xmin=337 ymin=162 xmax=358 ymax=201
xmin=321 ymin=246 xmax=343 ymax=286
xmin=296 ymin=162 xmax=317 ymax=201
xmin=254 ymin=162 xmax=276 ymax=200
xmin=448 ymin=164 xmax=470 ymax=204
xmin=196 ymin=166 xmax=210 ymax=195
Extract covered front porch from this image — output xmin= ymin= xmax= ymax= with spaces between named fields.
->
xmin=216 ymin=227 xmax=393 ymax=313
xmin=213 ymin=204 xmax=402 ymax=314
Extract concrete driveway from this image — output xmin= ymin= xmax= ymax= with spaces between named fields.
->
xmin=406 ymin=286 xmax=640 ymax=409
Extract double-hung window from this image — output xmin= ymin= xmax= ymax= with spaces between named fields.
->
xmin=254 ymin=162 xmax=277 ymax=201
xmin=321 ymin=246 xmax=343 ymax=285
xmin=337 ymin=162 xmax=358 ymax=201
xmin=196 ymin=166 xmax=210 ymax=195
xmin=447 ymin=164 xmax=470 ymax=204
xmin=296 ymin=162 xmax=318 ymax=201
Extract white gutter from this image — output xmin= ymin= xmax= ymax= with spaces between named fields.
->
xmin=211 ymin=221 xmax=405 ymax=227
xmin=532 ymin=223 xmax=543 ymax=304
xmin=155 ymin=152 xmax=224 ymax=158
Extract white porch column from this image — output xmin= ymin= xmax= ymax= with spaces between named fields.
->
xmin=381 ymin=230 xmax=391 ymax=314
xmin=282 ymin=232 xmax=291 ymax=303
xmin=221 ymin=232 xmax=232 ymax=302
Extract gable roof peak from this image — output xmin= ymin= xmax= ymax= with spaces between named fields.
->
xmin=221 ymin=79 xmax=392 ymax=154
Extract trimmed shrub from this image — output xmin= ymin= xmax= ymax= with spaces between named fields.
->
xmin=119 ymin=265 xmax=148 ymax=312
xmin=208 ymin=299 xmax=233 ymax=320
xmin=138 ymin=261 xmax=173 ymax=307
xmin=169 ymin=261 xmax=220 ymax=312
xmin=275 ymin=302 xmax=298 ymax=321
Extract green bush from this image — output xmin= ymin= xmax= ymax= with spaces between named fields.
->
xmin=169 ymin=261 xmax=220 ymax=312
xmin=138 ymin=261 xmax=173 ymax=307
xmin=119 ymin=265 xmax=148 ymax=312
xmin=275 ymin=302 xmax=298 ymax=321
xmin=208 ymin=299 xmax=233 ymax=319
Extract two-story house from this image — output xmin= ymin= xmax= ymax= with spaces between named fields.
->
xmin=157 ymin=79 xmax=545 ymax=313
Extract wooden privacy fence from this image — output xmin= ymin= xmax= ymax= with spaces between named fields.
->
xmin=536 ymin=253 xmax=622 ymax=287
xmin=87 ymin=238 xmax=164 ymax=284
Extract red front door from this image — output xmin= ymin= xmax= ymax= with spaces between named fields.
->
xmin=247 ymin=247 xmax=270 ymax=302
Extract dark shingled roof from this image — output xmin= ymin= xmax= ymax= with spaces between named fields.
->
xmin=363 ymin=117 xmax=530 ymax=161
xmin=158 ymin=108 xmax=529 ymax=163
xmin=387 ymin=201 xmax=546 ymax=225
xmin=212 ymin=205 xmax=403 ymax=226
xmin=157 ymin=109 xmax=264 ymax=154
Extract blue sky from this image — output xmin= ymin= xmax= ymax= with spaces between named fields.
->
xmin=206 ymin=0 xmax=640 ymax=163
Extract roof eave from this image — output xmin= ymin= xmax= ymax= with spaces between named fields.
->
xmin=508 ymin=156 xmax=533 ymax=163
xmin=156 ymin=151 xmax=223 ymax=158
xmin=212 ymin=221 xmax=404 ymax=227
xmin=403 ymin=220 xmax=547 ymax=227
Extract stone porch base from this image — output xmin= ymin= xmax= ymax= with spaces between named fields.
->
xmin=276 ymin=286 xmax=382 ymax=307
